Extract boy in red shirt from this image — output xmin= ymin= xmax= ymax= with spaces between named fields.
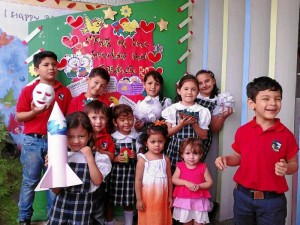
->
xmin=16 ymin=51 xmax=72 ymax=225
xmin=215 ymin=76 xmax=298 ymax=225
xmin=68 ymin=67 xmax=111 ymax=114
xmin=84 ymin=100 xmax=115 ymax=225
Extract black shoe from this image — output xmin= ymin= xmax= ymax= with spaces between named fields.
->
xmin=208 ymin=201 xmax=219 ymax=222
xmin=19 ymin=220 xmax=31 ymax=225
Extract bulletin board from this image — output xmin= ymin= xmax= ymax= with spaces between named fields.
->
xmin=28 ymin=0 xmax=190 ymax=104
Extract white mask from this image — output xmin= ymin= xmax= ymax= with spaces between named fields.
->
xmin=33 ymin=83 xmax=55 ymax=108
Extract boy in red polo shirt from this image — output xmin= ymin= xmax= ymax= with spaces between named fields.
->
xmin=67 ymin=67 xmax=111 ymax=114
xmin=215 ymin=76 xmax=298 ymax=225
xmin=84 ymin=100 xmax=115 ymax=225
xmin=16 ymin=51 xmax=72 ymax=225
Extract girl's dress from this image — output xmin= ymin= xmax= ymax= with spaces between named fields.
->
xmin=47 ymin=151 xmax=111 ymax=225
xmin=161 ymin=102 xmax=211 ymax=172
xmin=196 ymin=94 xmax=217 ymax=161
xmin=137 ymin=153 xmax=172 ymax=225
xmin=173 ymin=162 xmax=211 ymax=224
xmin=110 ymin=130 xmax=139 ymax=207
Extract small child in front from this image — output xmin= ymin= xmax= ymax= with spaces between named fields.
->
xmin=215 ymin=76 xmax=298 ymax=225
xmin=173 ymin=137 xmax=213 ymax=225
xmin=135 ymin=121 xmax=173 ymax=225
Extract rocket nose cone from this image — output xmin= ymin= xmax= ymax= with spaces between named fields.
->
xmin=48 ymin=102 xmax=67 ymax=135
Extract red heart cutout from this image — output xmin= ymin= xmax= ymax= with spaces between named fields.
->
xmin=148 ymin=66 xmax=164 ymax=75
xmin=140 ymin=20 xmax=155 ymax=33
xmin=61 ymin=35 xmax=79 ymax=49
xmin=66 ymin=15 xmax=84 ymax=29
xmin=57 ymin=58 xmax=67 ymax=71
xmin=147 ymin=52 xmax=162 ymax=63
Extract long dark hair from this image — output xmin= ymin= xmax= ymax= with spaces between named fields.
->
xmin=196 ymin=69 xmax=219 ymax=99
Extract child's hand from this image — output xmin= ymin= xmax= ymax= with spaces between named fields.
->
xmin=179 ymin=116 xmax=196 ymax=126
xmin=44 ymin=154 xmax=49 ymax=167
xmin=31 ymin=101 xmax=48 ymax=115
xmin=215 ymin=156 xmax=227 ymax=171
xmin=117 ymin=154 xmax=128 ymax=163
xmin=185 ymin=181 xmax=198 ymax=192
xmin=80 ymin=146 xmax=93 ymax=159
xmin=136 ymin=199 xmax=145 ymax=211
xmin=275 ymin=159 xmax=288 ymax=176
xmin=128 ymin=150 xmax=136 ymax=159
xmin=168 ymin=196 xmax=173 ymax=208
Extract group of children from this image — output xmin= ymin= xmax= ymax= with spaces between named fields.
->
xmin=16 ymin=50 xmax=298 ymax=225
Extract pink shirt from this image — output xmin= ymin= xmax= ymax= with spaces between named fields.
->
xmin=173 ymin=162 xmax=211 ymax=199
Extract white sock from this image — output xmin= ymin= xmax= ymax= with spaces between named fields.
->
xmin=105 ymin=221 xmax=114 ymax=225
xmin=124 ymin=210 xmax=133 ymax=225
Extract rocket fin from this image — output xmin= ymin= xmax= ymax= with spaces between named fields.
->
xmin=65 ymin=164 xmax=83 ymax=186
xmin=34 ymin=166 xmax=53 ymax=191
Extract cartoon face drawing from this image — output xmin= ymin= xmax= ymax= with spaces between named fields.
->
xmin=32 ymin=83 xmax=55 ymax=108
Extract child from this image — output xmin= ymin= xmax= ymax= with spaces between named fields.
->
xmin=16 ymin=50 xmax=72 ymax=225
xmin=135 ymin=70 xmax=172 ymax=131
xmin=215 ymin=76 xmax=298 ymax=225
xmin=135 ymin=121 xmax=173 ymax=225
xmin=162 ymin=74 xmax=211 ymax=173
xmin=67 ymin=67 xmax=110 ymax=114
xmin=84 ymin=100 xmax=115 ymax=225
xmin=106 ymin=104 xmax=140 ymax=225
xmin=172 ymin=137 xmax=213 ymax=225
xmin=195 ymin=69 xmax=233 ymax=161
xmin=47 ymin=111 xmax=112 ymax=225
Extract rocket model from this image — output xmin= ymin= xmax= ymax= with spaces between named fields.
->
xmin=35 ymin=102 xmax=83 ymax=191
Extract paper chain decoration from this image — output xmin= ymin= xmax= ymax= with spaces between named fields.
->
xmin=177 ymin=0 xmax=194 ymax=64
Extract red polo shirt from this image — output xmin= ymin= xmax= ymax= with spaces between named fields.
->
xmin=16 ymin=80 xmax=72 ymax=135
xmin=232 ymin=118 xmax=298 ymax=193
xmin=94 ymin=130 xmax=115 ymax=155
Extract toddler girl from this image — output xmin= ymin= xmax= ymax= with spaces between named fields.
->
xmin=172 ymin=137 xmax=213 ymax=225
xmin=47 ymin=111 xmax=111 ymax=225
xmin=135 ymin=121 xmax=172 ymax=225
xmin=162 ymin=74 xmax=211 ymax=173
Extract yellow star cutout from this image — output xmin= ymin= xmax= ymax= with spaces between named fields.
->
xmin=157 ymin=18 xmax=168 ymax=31
xmin=103 ymin=7 xmax=117 ymax=20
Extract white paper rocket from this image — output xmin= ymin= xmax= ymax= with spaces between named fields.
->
xmin=35 ymin=102 xmax=83 ymax=191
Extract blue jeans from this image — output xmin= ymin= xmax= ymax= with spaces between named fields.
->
xmin=18 ymin=135 xmax=55 ymax=221
xmin=233 ymin=188 xmax=287 ymax=225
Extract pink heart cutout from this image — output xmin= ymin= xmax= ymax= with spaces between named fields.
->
xmin=140 ymin=20 xmax=155 ymax=33
xmin=66 ymin=15 xmax=84 ymax=29
xmin=147 ymin=52 xmax=162 ymax=63
xmin=57 ymin=58 xmax=67 ymax=71
xmin=61 ymin=35 xmax=79 ymax=49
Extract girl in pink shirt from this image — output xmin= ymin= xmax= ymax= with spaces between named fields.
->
xmin=172 ymin=137 xmax=213 ymax=225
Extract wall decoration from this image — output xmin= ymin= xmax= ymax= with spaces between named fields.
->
xmin=28 ymin=1 xmax=188 ymax=102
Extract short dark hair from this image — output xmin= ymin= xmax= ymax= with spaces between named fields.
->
xmin=84 ymin=100 xmax=109 ymax=116
xmin=89 ymin=67 xmax=110 ymax=83
xmin=33 ymin=51 xmax=57 ymax=68
xmin=246 ymin=76 xmax=282 ymax=102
